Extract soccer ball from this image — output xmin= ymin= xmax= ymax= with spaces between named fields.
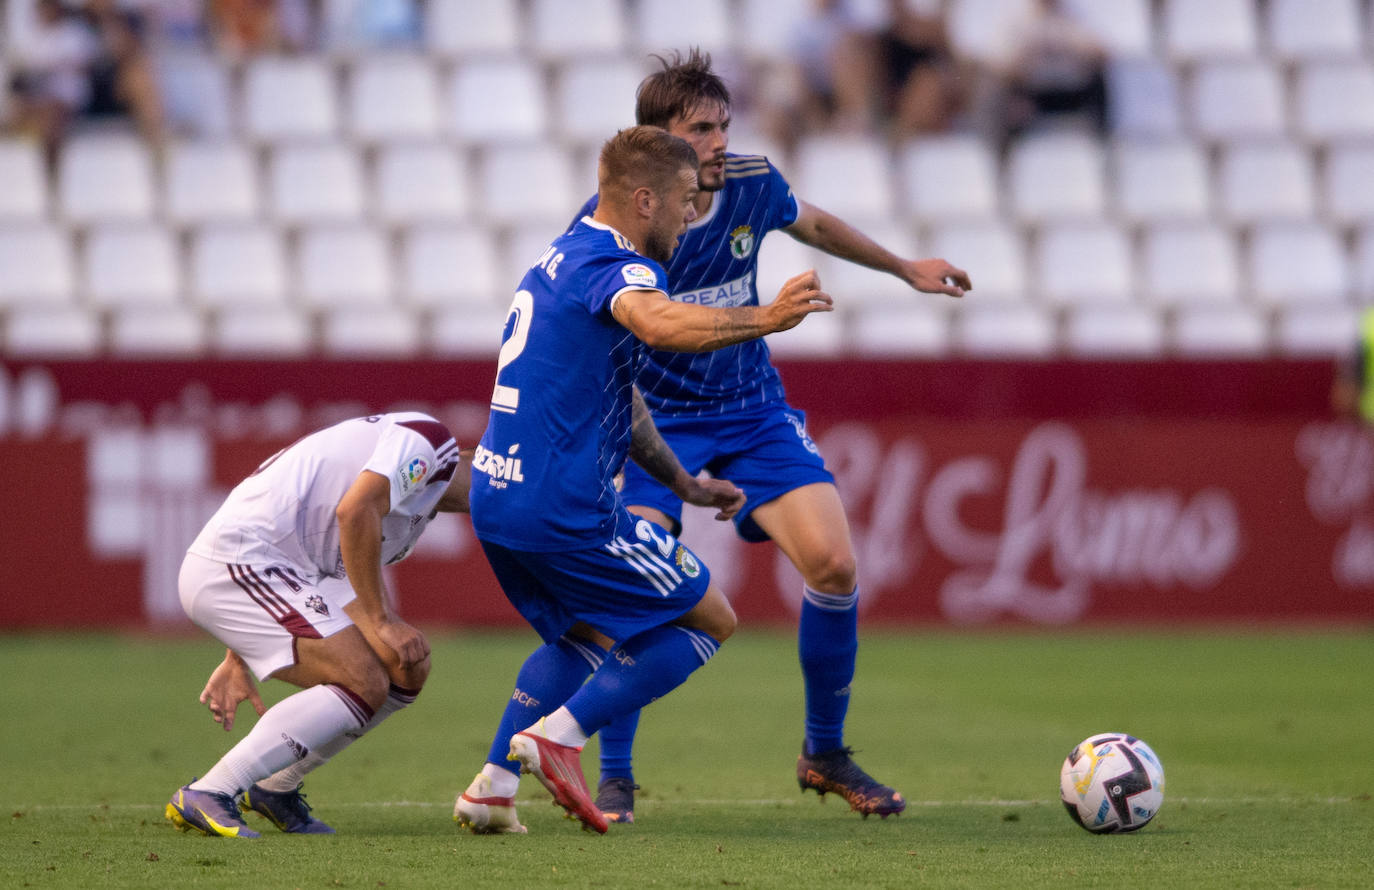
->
xmin=1059 ymin=733 xmax=1165 ymax=834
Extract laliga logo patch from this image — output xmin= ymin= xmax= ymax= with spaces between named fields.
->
xmin=621 ymin=263 xmax=658 ymax=288
xmin=675 ymin=545 xmax=701 ymax=578
xmin=401 ymin=456 xmax=429 ymax=491
xmin=729 ymin=225 xmax=755 ymax=259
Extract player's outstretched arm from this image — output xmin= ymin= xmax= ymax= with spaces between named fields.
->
xmin=628 ymin=389 xmax=746 ymax=521
xmin=200 ymin=648 xmax=266 ymax=732
xmin=786 ymin=199 xmax=971 ymax=297
xmin=613 ymin=270 xmax=833 ymax=352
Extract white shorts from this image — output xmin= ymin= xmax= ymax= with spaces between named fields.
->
xmin=179 ymin=553 xmax=358 ymax=681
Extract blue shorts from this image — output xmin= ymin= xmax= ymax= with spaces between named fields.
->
xmin=620 ymin=403 xmax=834 ymax=543
xmin=480 ymin=513 xmax=712 ymax=645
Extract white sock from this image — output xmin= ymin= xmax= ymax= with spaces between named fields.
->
xmin=478 ymin=762 xmax=520 ymax=798
xmin=190 ymin=684 xmax=370 ymax=796
xmin=535 ymin=708 xmax=589 ymax=749
xmin=255 ymin=685 xmax=418 ymax=793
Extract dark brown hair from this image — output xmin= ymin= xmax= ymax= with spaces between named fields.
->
xmin=635 ymin=48 xmax=731 ymax=128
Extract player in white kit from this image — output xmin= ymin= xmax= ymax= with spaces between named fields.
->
xmin=165 ymin=412 xmax=468 ymax=838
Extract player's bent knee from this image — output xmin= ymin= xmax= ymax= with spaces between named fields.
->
xmin=802 ymin=552 xmax=858 ymax=595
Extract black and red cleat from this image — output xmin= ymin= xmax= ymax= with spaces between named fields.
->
xmin=797 ymin=746 xmax=906 ymax=819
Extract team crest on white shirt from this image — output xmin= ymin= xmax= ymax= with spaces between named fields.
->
xmin=305 ymin=594 xmax=329 ymax=616
xmin=729 ymin=225 xmax=755 ymax=259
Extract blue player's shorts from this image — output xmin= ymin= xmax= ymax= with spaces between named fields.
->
xmin=620 ymin=403 xmax=835 ymax=543
xmin=479 ymin=513 xmax=713 ymax=645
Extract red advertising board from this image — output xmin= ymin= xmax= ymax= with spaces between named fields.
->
xmin=2 ymin=358 xmax=1368 ymax=629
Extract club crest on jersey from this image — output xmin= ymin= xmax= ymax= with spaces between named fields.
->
xmin=400 ymin=456 xmax=429 ymax=492
xmin=621 ymin=263 xmax=658 ymax=288
xmin=728 ymin=225 xmax=755 ymax=259
xmin=305 ymin=594 xmax=329 ymax=617
xmin=674 ymin=545 xmax=702 ymax=578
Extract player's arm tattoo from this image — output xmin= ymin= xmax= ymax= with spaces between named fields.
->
xmin=628 ymin=388 xmax=689 ymax=489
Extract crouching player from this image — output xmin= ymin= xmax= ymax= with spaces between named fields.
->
xmin=165 ymin=412 xmax=468 ymax=837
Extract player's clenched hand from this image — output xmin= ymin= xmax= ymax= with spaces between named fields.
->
xmin=905 ymin=258 xmax=971 ymax=298
xmin=766 ymin=270 xmax=833 ymax=332
xmin=375 ymin=618 xmax=431 ymax=669
xmin=200 ymin=652 xmax=265 ymax=732
xmin=680 ymin=475 xmax=747 ymax=521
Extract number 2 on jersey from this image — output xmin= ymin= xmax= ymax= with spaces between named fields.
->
xmin=491 ymin=290 xmax=533 ymax=414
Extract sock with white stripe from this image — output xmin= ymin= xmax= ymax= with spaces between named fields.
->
xmin=255 ymin=683 xmax=420 ymax=792
xmin=190 ymin=683 xmax=372 ymax=796
xmin=485 ymin=634 xmax=604 ymax=775
xmin=799 ymin=585 xmax=859 ymax=756
xmin=565 ymin=625 xmax=720 ymax=736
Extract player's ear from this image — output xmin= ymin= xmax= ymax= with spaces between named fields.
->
xmin=632 ymin=185 xmax=656 ymax=218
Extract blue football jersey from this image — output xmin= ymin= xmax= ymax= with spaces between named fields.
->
xmin=469 ymin=218 xmax=670 ymax=551
xmin=573 ymin=154 xmax=801 ymax=416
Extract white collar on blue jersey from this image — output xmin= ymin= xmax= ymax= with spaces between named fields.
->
xmin=580 ymin=215 xmax=637 ymax=252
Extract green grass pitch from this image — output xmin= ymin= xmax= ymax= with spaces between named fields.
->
xmin=2 ymin=628 xmax=1371 ymax=888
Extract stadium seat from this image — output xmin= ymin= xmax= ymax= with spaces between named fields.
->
xmin=849 ymin=304 xmax=951 ymax=357
xmin=424 ymin=0 xmax=519 ymax=57
xmin=189 ymin=223 xmax=289 ymax=307
xmin=163 ymin=141 xmax=260 ymax=225
xmin=1217 ymin=143 xmax=1315 ymax=223
xmin=1007 ymin=133 xmax=1106 ymax=223
xmin=792 ymin=134 xmax=895 ymax=222
xmin=635 ymin=0 xmax=734 ymax=54
xmin=320 ymin=306 xmax=420 ymax=356
xmin=1034 ymin=222 xmax=1133 ymax=305
xmin=108 ymin=306 xmax=206 ymax=356
xmin=1161 ymin=0 xmax=1258 ymax=61
xmin=296 ymin=224 xmax=394 ymax=307
xmin=373 ymin=142 xmax=469 ymax=224
xmin=212 ymin=305 xmax=313 ymax=357
xmin=242 ymin=56 xmax=339 ymax=142
xmin=1247 ymin=221 xmax=1350 ymax=306
xmin=738 ymin=0 xmax=817 ymax=62
xmin=428 ymin=304 xmax=510 ymax=357
xmin=1060 ymin=0 xmax=1152 ymax=58
xmin=1188 ymin=60 xmax=1287 ymax=142
xmin=57 ymin=135 xmax=156 ymax=222
xmin=553 ymin=58 xmax=645 ymax=144
xmin=954 ymin=303 xmax=1056 ymax=357
xmin=764 ymin=310 xmax=847 ymax=358
xmin=1266 ymin=0 xmax=1362 ymax=62
xmin=447 ymin=58 xmax=547 ymax=145
xmin=1294 ymin=61 xmax=1374 ymax=143
xmin=946 ymin=0 xmax=1036 ymax=65
xmin=0 ymin=225 xmax=73 ymax=307
xmin=267 ymin=143 xmax=366 ymax=223
xmin=816 ymin=221 xmax=922 ymax=309
xmin=1323 ymin=143 xmax=1374 ymax=226
xmin=926 ymin=222 xmax=1028 ymax=303
xmin=530 ymin=0 xmax=625 ymax=59
xmin=1113 ymin=139 xmax=1210 ymax=223
xmin=154 ymin=51 xmax=234 ymax=138
xmin=1172 ymin=304 xmax=1269 ymax=355
xmin=83 ymin=224 xmax=180 ymax=307
xmin=1140 ymin=222 xmax=1240 ymax=305
xmin=1355 ymin=226 xmax=1374 ymax=300
xmin=1064 ymin=304 xmax=1165 ymax=356
xmin=896 ymin=135 xmax=999 ymax=222
xmin=475 ymin=143 xmax=578 ymax=226
xmin=400 ymin=224 xmax=500 ymax=308
xmin=1107 ymin=59 xmax=1184 ymax=138
xmin=347 ymin=54 xmax=441 ymax=142
xmin=753 ymin=228 xmax=829 ymax=310
xmin=1274 ymin=305 xmax=1358 ymax=356
xmin=0 ymin=139 xmax=47 ymax=219
xmin=3 ymin=306 xmax=102 ymax=357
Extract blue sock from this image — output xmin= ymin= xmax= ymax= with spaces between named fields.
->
xmin=799 ymin=585 xmax=859 ymax=756
xmin=485 ymin=634 xmax=605 ymax=774
xmin=566 ymin=625 xmax=720 ymax=737
xmin=597 ymin=710 xmax=640 ymax=782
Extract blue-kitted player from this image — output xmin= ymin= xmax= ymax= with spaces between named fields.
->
xmin=574 ymin=50 xmax=974 ymax=823
xmin=454 ymin=125 xmax=833 ymax=834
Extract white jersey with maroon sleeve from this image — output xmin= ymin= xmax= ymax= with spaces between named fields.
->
xmin=188 ymin=413 xmax=460 ymax=580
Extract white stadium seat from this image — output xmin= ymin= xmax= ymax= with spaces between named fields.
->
xmin=1267 ymin=0 xmax=1363 ymax=62
xmin=1107 ymin=59 xmax=1184 ymax=138
xmin=553 ymin=58 xmax=645 ymax=144
xmin=1064 ymin=304 xmax=1165 ymax=356
xmin=927 ymin=222 xmax=1028 ymax=303
xmin=3 ymin=306 xmax=102 ymax=357
xmin=373 ymin=143 xmax=469 ymax=224
xmin=428 ymin=304 xmax=510 ymax=358
xmin=1323 ymin=144 xmax=1374 ymax=226
xmin=320 ymin=306 xmax=420 ymax=357
xmin=1356 ymin=227 xmax=1374 ymax=300
xmin=1294 ymin=61 xmax=1374 ymax=143
xmin=296 ymin=224 xmax=394 ymax=308
xmin=818 ymin=221 xmax=922 ymax=309
xmin=1162 ymin=0 xmax=1258 ymax=61
xmin=1274 ymin=305 xmax=1359 ymax=356
xmin=108 ymin=306 xmax=205 ymax=356
xmin=57 ymin=135 xmax=156 ymax=222
xmin=400 ymin=224 xmax=500 ymax=308
xmin=189 ymin=224 xmax=288 ymax=307
xmin=163 ymin=141 xmax=260 ymax=225
xmin=530 ymin=0 xmax=625 ymax=59
xmin=0 ymin=225 xmax=75 ymax=306
xmin=1006 ymin=134 xmax=1106 ymax=222
xmin=897 ymin=135 xmax=999 ymax=222
xmin=850 ymin=304 xmax=951 ymax=357
xmin=447 ymin=59 xmax=547 ymax=145
xmin=347 ymin=54 xmax=441 ymax=142
xmin=1247 ymin=221 xmax=1350 ymax=306
xmin=792 ymin=134 xmax=895 ymax=221
xmin=753 ymin=228 xmax=828 ymax=312
xmin=1034 ymin=222 xmax=1134 ymax=305
xmin=738 ymin=0 xmax=817 ymax=62
xmin=764 ymin=310 xmax=847 ymax=358
xmin=955 ymin=303 xmax=1056 ymax=357
xmin=1217 ymin=143 xmax=1315 ymax=223
xmin=1113 ymin=139 xmax=1210 ymax=223
xmin=1189 ymin=60 xmax=1287 ymax=142
xmin=242 ymin=57 xmax=339 ymax=142
xmin=476 ymin=143 xmax=578 ymax=226
xmin=83 ymin=224 xmax=180 ymax=307
xmin=154 ymin=52 xmax=234 ymax=138
xmin=212 ymin=306 xmax=313 ymax=357
xmin=424 ymin=0 xmax=519 ymax=57
xmin=635 ymin=0 xmax=734 ymax=54
xmin=1172 ymin=304 xmax=1269 ymax=355
xmin=946 ymin=0 xmax=1036 ymax=65
xmin=267 ymin=143 xmax=366 ymax=223
xmin=0 ymin=139 xmax=48 ymax=219
xmin=1141 ymin=222 xmax=1240 ymax=305
xmin=1061 ymin=0 xmax=1152 ymax=58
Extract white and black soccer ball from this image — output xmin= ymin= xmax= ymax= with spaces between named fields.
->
xmin=1059 ymin=733 xmax=1165 ymax=834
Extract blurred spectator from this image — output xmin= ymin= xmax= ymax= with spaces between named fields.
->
xmin=874 ymin=0 xmax=961 ymax=139
xmin=998 ymin=0 xmax=1109 ymax=144
xmin=324 ymin=0 xmax=420 ymax=52
xmin=82 ymin=0 xmax=166 ymax=147
xmin=207 ymin=0 xmax=314 ymax=58
xmin=4 ymin=0 xmax=99 ymax=164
